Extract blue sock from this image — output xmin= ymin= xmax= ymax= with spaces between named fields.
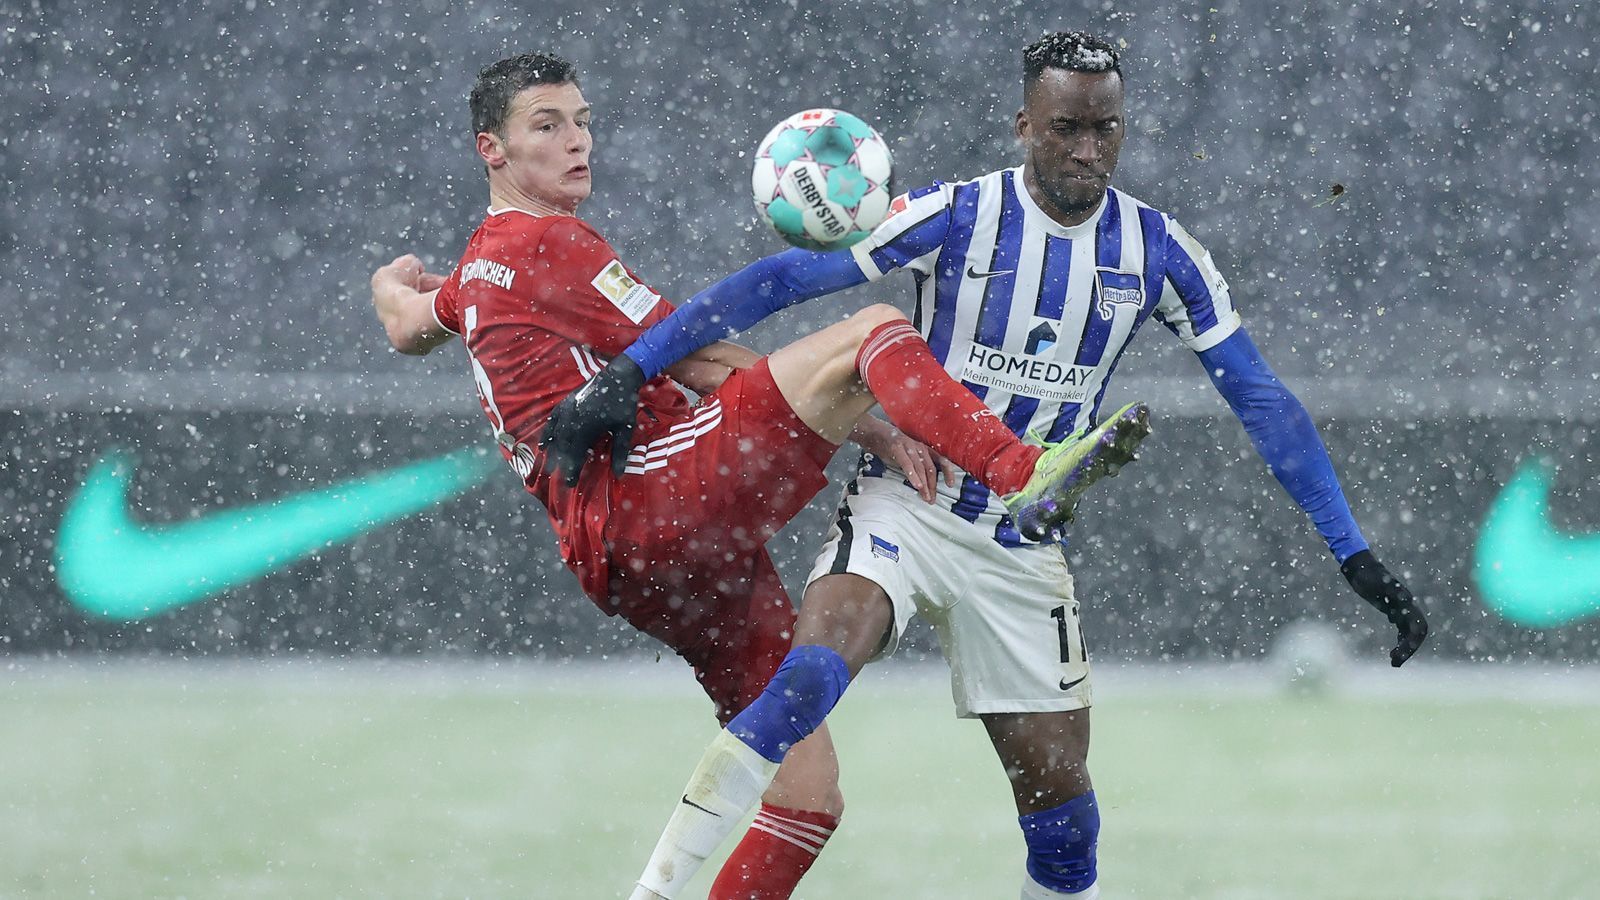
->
xmin=1020 ymin=791 xmax=1099 ymax=894
xmin=727 ymin=645 xmax=851 ymax=763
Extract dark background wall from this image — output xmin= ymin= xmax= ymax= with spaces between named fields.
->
xmin=5 ymin=0 xmax=1596 ymax=384
xmin=5 ymin=407 xmax=1599 ymax=662
xmin=4 ymin=0 xmax=1598 ymax=660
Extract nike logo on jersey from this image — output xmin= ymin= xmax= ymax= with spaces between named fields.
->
xmin=54 ymin=448 xmax=499 ymax=620
xmin=966 ymin=265 xmax=1014 ymax=280
xmin=1474 ymin=458 xmax=1600 ymax=627
xmin=1059 ymin=673 xmax=1088 ymax=691
xmin=681 ymin=794 xmax=723 ymax=818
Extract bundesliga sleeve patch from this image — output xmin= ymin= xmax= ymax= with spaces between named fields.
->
xmin=591 ymin=259 xmax=660 ymax=324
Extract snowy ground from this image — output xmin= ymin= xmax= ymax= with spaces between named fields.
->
xmin=10 ymin=652 xmax=1600 ymax=703
xmin=3 ymin=656 xmax=1595 ymax=899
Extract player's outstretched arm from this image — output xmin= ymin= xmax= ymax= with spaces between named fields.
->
xmin=622 ymin=247 xmax=868 ymax=380
xmin=371 ymin=255 xmax=453 ymax=356
xmin=539 ymin=248 xmax=867 ymax=484
xmin=662 ymin=340 xmax=761 ymax=396
xmin=1196 ymin=327 xmax=1429 ymax=666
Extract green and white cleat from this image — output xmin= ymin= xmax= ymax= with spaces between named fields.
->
xmin=1005 ymin=401 xmax=1152 ymax=541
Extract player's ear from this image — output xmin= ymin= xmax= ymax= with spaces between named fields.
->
xmin=1015 ymin=108 xmax=1030 ymax=142
xmin=476 ymin=131 xmax=507 ymax=169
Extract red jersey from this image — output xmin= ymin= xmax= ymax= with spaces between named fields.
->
xmin=432 ymin=208 xmax=694 ymax=598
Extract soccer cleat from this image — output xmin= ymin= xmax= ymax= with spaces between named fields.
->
xmin=1005 ymin=401 xmax=1152 ymax=541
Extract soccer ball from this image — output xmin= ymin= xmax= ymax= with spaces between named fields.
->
xmin=1269 ymin=620 xmax=1350 ymax=695
xmin=751 ymin=108 xmax=893 ymax=251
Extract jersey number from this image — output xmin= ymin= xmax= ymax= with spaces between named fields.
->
xmin=1050 ymin=604 xmax=1087 ymax=665
xmin=464 ymin=305 xmax=537 ymax=479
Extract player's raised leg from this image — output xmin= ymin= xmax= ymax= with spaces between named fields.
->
xmin=766 ymin=306 xmax=1151 ymax=538
xmin=766 ymin=304 xmax=1038 ymax=493
xmin=1006 ymin=400 xmax=1151 ymax=540
xmin=982 ymin=710 xmax=1099 ymax=899
xmin=629 ymin=575 xmax=894 ymax=900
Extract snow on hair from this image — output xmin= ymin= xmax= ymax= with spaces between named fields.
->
xmin=1023 ymin=31 xmax=1122 ymax=84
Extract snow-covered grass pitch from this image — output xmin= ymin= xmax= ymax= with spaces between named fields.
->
xmin=3 ymin=658 xmax=1595 ymax=899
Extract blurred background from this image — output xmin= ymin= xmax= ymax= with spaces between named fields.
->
xmin=3 ymin=0 xmax=1596 ymax=659
xmin=3 ymin=1 xmax=1598 ymax=897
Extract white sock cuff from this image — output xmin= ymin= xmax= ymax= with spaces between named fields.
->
xmin=694 ymin=729 xmax=779 ymax=813
xmin=718 ymin=729 xmax=782 ymax=779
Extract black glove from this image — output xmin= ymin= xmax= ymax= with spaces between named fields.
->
xmin=538 ymin=354 xmax=646 ymax=486
xmin=1340 ymin=549 xmax=1429 ymax=667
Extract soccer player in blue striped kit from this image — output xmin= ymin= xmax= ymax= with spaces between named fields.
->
xmin=545 ymin=31 xmax=1429 ymax=898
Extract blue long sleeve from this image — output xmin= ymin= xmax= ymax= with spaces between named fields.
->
xmin=1196 ymin=328 xmax=1368 ymax=563
xmin=622 ymin=247 xmax=868 ymax=379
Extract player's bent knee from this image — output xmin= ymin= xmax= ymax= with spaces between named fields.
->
xmin=848 ymin=303 xmax=909 ymax=337
xmin=776 ymin=645 xmax=850 ymax=714
xmin=832 ymin=304 xmax=913 ymax=382
xmin=728 ymin=645 xmax=852 ymax=764
xmin=784 ymin=304 xmax=907 ymax=378
xmin=1020 ymin=791 xmax=1099 ymax=894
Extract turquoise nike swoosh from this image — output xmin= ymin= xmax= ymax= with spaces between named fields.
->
xmin=56 ymin=447 xmax=500 ymax=621
xmin=1473 ymin=457 xmax=1600 ymax=627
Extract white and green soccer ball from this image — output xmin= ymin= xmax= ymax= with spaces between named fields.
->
xmin=751 ymin=108 xmax=893 ymax=251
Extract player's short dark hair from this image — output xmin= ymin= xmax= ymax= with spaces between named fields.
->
xmin=1023 ymin=31 xmax=1121 ymax=89
xmin=470 ymin=52 xmax=580 ymax=136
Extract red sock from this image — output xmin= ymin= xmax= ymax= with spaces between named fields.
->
xmin=856 ymin=320 xmax=1041 ymax=496
xmin=708 ymin=803 xmax=839 ymax=900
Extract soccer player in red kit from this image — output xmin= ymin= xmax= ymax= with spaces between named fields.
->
xmin=371 ymin=52 xmax=1145 ymax=899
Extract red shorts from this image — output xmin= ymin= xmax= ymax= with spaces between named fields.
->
xmin=602 ymin=359 xmax=838 ymax=722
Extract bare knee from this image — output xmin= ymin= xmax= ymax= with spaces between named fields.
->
xmin=764 ymin=727 xmax=846 ymax=816
xmin=773 ymin=304 xmax=906 ymax=380
xmin=767 ymin=776 xmax=845 ymax=818
xmin=845 ymin=303 xmax=909 ymax=343
xmin=982 ymin=709 xmax=1093 ymax=814
xmin=813 ymin=303 xmax=910 ymax=391
xmin=765 ymin=304 xmax=911 ymax=442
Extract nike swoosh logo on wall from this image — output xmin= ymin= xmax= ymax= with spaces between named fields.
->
xmin=55 ymin=448 xmax=500 ymax=621
xmin=1474 ymin=457 xmax=1600 ymax=627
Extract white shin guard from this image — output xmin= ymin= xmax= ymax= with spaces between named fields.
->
xmin=630 ymin=729 xmax=781 ymax=899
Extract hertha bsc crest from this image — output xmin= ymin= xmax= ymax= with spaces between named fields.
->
xmin=1095 ymin=269 xmax=1144 ymax=322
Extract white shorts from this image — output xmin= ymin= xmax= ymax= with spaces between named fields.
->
xmin=805 ymin=478 xmax=1091 ymax=718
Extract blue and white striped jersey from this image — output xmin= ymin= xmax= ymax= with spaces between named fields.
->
xmin=847 ymin=166 xmax=1241 ymax=546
